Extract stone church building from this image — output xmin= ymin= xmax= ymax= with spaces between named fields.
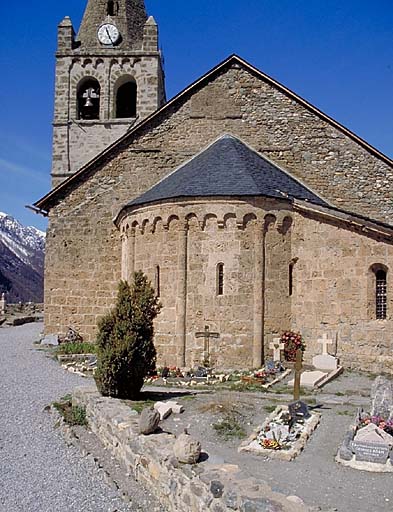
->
xmin=34 ymin=0 xmax=393 ymax=372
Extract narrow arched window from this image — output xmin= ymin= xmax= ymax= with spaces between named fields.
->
xmin=376 ymin=269 xmax=387 ymax=319
xmin=289 ymin=263 xmax=294 ymax=297
xmin=115 ymin=78 xmax=137 ymax=118
xmin=155 ymin=265 xmax=160 ymax=298
xmin=77 ymin=78 xmax=100 ymax=120
xmin=217 ymin=263 xmax=224 ymax=296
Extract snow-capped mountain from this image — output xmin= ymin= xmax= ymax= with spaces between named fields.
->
xmin=0 ymin=212 xmax=45 ymax=302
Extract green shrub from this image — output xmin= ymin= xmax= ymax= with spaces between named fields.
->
xmin=94 ymin=273 xmax=161 ymax=399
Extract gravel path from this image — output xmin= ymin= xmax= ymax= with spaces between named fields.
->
xmin=0 ymin=323 xmax=159 ymax=512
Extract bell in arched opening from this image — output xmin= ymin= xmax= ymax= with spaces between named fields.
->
xmin=77 ymin=78 xmax=101 ymax=120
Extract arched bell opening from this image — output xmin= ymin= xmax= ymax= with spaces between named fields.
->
xmin=77 ymin=77 xmax=101 ymax=120
xmin=114 ymin=76 xmax=137 ymax=119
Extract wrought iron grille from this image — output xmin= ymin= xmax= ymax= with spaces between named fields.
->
xmin=376 ymin=270 xmax=387 ymax=319
xmin=217 ymin=263 xmax=224 ymax=296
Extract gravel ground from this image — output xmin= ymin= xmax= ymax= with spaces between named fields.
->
xmin=0 ymin=323 xmax=163 ymax=512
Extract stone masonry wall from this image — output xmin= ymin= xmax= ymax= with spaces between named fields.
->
xmin=45 ymin=64 xmax=393 ymax=370
xmin=52 ymin=53 xmax=164 ymax=187
xmin=291 ymin=211 xmax=393 ymax=373
xmin=121 ymin=199 xmax=293 ymax=369
xmin=73 ymin=386 xmax=308 ymax=512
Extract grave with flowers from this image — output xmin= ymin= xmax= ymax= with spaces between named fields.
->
xmin=239 ymin=349 xmax=321 ymax=460
xmin=285 ymin=332 xmax=343 ymax=389
xmin=337 ymin=376 xmax=393 ymax=472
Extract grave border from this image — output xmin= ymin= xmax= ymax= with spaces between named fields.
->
xmin=239 ymin=405 xmax=321 ymax=461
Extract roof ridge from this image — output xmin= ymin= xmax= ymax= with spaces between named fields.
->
xmin=33 ymin=54 xmax=392 ymax=213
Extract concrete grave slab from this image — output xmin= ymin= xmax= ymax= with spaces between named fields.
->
xmin=288 ymin=370 xmax=327 ymax=388
xmin=312 ymin=354 xmax=338 ymax=371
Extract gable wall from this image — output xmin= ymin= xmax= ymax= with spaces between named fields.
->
xmin=45 ymin=64 xmax=393 ymax=346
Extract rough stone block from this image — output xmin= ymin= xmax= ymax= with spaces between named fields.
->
xmin=154 ymin=401 xmax=173 ymax=420
xmin=166 ymin=401 xmax=185 ymax=414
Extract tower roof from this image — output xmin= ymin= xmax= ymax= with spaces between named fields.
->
xmin=77 ymin=0 xmax=147 ymax=50
xmin=124 ymin=135 xmax=328 ymax=209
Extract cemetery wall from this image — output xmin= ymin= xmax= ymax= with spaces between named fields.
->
xmin=292 ymin=211 xmax=393 ymax=373
xmin=44 ymin=65 xmax=392 ymax=363
xmin=72 ymin=386 xmax=309 ymax=512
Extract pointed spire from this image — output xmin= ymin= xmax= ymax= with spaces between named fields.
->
xmin=77 ymin=0 xmax=148 ymax=50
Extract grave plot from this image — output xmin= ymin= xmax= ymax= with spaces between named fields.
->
xmin=337 ymin=376 xmax=393 ymax=472
xmin=239 ymin=350 xmax=321 ymax=460
xmin=145 ymin=334 xmax=291 ymax=389
xmin=287 ymin=333 xmax=343 ymax=389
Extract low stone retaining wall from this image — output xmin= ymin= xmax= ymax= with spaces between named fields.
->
xmin=73 ymin=386 xmax=311 ymax=512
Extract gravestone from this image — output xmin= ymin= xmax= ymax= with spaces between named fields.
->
xmin=269 ymin=338 xmax=285 ymax=362
xmin=351 ymin=442 xmax=390 ymax=464
xmin=354 ymin=423 xmax=393 ymax=445
xmin=0 ymin=293 xmax=5 ymax=315
xmin=371 ymin=376 xmax=393 ymax=419
xmin=312 ymin=334 xmax=338 ymax=371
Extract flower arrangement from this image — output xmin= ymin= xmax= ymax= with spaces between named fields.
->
xmin=280 ymin=331 xmax=305 ymax=362
xmin=261 ymin=438 xmax=282 ymax=450
xmin=358 ymin=415 xmax=393 ymax=436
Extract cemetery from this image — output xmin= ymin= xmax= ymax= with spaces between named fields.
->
xmin=48 ymin=307 xmax=393 ymax=511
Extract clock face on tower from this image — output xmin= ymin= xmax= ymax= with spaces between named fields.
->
xmin=97 ymin=23 xmax=120 ymax=45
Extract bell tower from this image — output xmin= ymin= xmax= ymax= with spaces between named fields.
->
xmin=51 ymin=0 xmax=166 ymax=188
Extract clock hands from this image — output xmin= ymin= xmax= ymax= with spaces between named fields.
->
xmin=105 ymin=27 xmax=114 ymax=45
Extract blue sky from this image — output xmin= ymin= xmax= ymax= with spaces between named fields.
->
xmin=1 ymin=0 xmax=392 ymax=231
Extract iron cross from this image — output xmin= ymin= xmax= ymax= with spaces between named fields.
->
xmin=195 ymin=325 xmax=220 ymax=362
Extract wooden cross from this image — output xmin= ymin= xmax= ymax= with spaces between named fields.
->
xmin=270 ymin=338 xmax=285 ymax=362
xmin=318 ymin=333 xmax=333 ymax=356
xmin=195 ymin=325 xmax=220 ymax=363
xmin=293 ymin=349 xmax=303 ymax=401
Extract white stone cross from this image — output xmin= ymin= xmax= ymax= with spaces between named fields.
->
xmin=318 ymin=333 xmax=333 ymax=355
xmin=270 ymin=338 xmax=285 ymax=361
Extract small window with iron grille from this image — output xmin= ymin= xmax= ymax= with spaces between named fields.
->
xmin=376 ymin=269 xmax=387 ymax=319
xmin=217 ymin=263 xmax=224 ymax=296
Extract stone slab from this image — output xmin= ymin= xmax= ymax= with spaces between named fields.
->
xmin=154 ymin=402 xmax=173 ymax=420
xmin=315 ymin=366 xmax=344 ymax=389
xmin=41 ymin=334 xmax=59 ymax=346
xmin=371 ymin=376 xmax=393 ymax=419
xmin=288 ymin=370 xmax=327 ymax=388
xmin=351 ymin=441 xmax=390 ymax=464
xmin=312 ymin=353 xmax=338 ymax=371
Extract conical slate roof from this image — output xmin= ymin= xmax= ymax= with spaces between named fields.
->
xmin=126 ymin=135 xmax=327 ymax=208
